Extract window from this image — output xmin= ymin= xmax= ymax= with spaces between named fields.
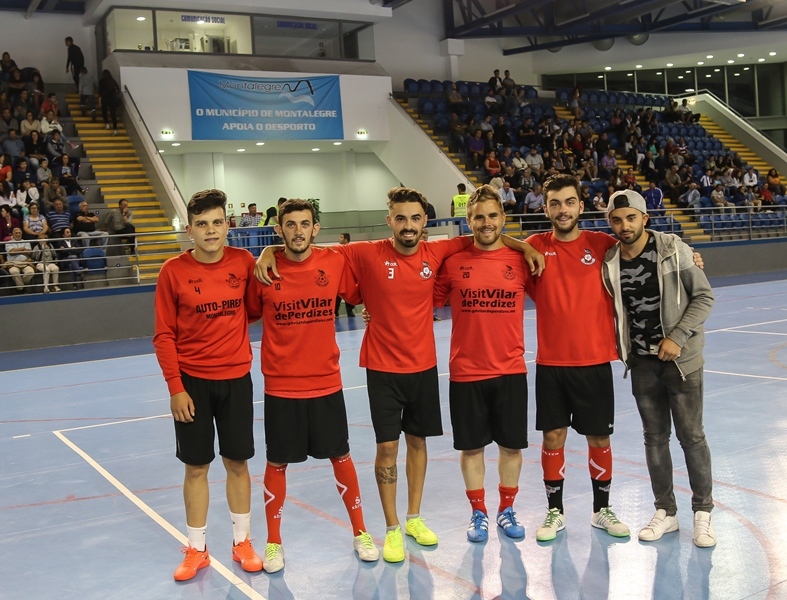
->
xmin=157 ymin=11 xmax=252 ymax=54
xmin=727 ymin=66 xmax=755 ymax=117
xmin=106 ymin=9 xmax=154 ymax=52
xmin=667 ymin=68 xmax=694 ymax=96
xmin=696 ymin=66 xmax=725 ymax=101
xmin=757 ymin=63 xmax=785 ymax=117
xmin=636 ymin=69 xmax=665 ymax=95
xmin=606 ymin=70 xmax=634 ymax=92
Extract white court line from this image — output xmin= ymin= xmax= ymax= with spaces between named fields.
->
xmin=57 ymin=414 xmax=170 ymax=433
xmin=52 ymin=430 xmax=267 ymax=600
xmin=707 ymin=318 xmax=787 ymax=334
xmin=714 ymin=330 xmax=787 ymax=337
xmin=705 ymin=370 xmax=787 ymax=382
xmin=12 ymin=434 xmax=31 ymax=439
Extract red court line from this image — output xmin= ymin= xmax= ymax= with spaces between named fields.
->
xmin=0 ymin=373 xmax=160 ymax=397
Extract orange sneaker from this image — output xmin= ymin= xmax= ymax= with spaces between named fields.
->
xmin=174 ymin=546 xmax=210 ymax=581
xmin=232 ymin=538 xmax=263 ymax=572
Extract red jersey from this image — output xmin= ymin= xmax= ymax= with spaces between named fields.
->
xmin=153 ymin=247 xmax=256 ymax=396
xmin=337 ymin=236 xmax=472 ymax=373
xmin=248 ymin=248 xmax=358 ymax=398
xmin=525 ymin=230 xmax=618 ymax=366
xmin=434 ymin=246 xmax=528 ymax=382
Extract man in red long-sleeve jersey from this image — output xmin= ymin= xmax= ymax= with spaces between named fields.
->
xmin=433 ymin=185 xmax=530 ymax=543
xmin=153 ymin=189 xmax=263 ymax=581
xmin=246 ymin=199 xmax=379 ymax=573
xmin=524 ymin=174 xmax=631 ymax=542
xmin=256 ymin=187 xmax=544 ymax=563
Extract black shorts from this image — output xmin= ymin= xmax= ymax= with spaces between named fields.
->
xmin=175 ymin=372 xmax=255 ymax=465
xmin=449 ymin=374 xmax=528 ymax=451
xmin=264 ymin=390 xmax=350 ymax=464
xmin=367 ymin=367 xmax=442 ymax=444
xmin=535 ymin=363 xmax=615 ymax=436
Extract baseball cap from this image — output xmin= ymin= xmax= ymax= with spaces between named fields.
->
xmin=608 ymin=189 xmax=647 ymax=215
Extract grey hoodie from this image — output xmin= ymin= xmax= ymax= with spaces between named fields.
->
xmin=602 ymin=230 xmax=714 ymax=378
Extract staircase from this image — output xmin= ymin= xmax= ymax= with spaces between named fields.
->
xmin=699 ymin=116 xmax=772 ymax=178
xmin=65 ymin=94 xmax=181 ymax=281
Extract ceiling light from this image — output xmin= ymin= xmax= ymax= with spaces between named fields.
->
xmin=714 ymin=68 xmax=720 ymax=72
xmin=769 ymin=51 xmax=776 ymax=56
xmin=734 ymin=73 xmax=740 ymax=77
xmin=706 ymin=55 xmax=713 ymax=59
xmin=333 ymin=142 xmax=342 ymax=145
xmin=737 ymin=53 xmax=745 ymax=58
xmin=604 ymin=66 xmax=611 ymax=71
xmin=171 ymin=142 xmax=180 ymax=146
xmin=255 ymin=142 xmax=265 ymax=146
xmin=678 ymin=75 xmax=684 ymax=79
xmin=597 ymin=75 xmax=604 ymax=79
xmin=758 ymin=58 xmax=765 ymax=62
xmin=656 ymin=71 xmax=662 ymax=75
xmin=743 ymin=67 xmax=750 ymax=71
xmin=727 ymin=60 xmax=734 ymax=64
xmin=136 ymin=16 xmax=146 ymax=21
xmin=635 ymin=64 xmax=643 ymax=68
xmin=666 ymin=63 xmax=673 ymax=67
xmin=237 ymin=148 xmax=245 ymax=152
xmin=697 ymin=61 xmax=704 ymax=65
xmin=312 ymin=148 xmax=320 ymax=151
xmin=158 ymin=149 xmax=164 ymax=153
xmin=685 ymin=88 xmax=695 ymax=92
xmin=706 ymin=74 xmax=712 ymax=78
xmin=627 ymin=73 xmax=633 ymax=76
xmin=685 ymin=70 xmax=691 ymax=73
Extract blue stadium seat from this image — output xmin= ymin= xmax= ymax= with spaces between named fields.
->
xmin=404 ymin=78 xmax=418 ymax=94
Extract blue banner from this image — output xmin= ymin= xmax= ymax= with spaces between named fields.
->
xmin=188 ymin=71 xmax=344 ymax=140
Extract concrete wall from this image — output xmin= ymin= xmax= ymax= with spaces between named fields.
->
xmin=695 ymin=238 xmax=787 ymax=278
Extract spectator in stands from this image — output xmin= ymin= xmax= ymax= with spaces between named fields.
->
xmin=644 ymin=181 xmax=666 ymax=217
xmin=517 ymin=117 xmax=536 ymax=148
xmin=743 ymin=166 xmax=758 ymax=188
xmin=23 ymin=202 xmax=48 ymax=240
xmin=504 ymin=164 xmax=526 ymax=199
xmin=13 ymin=90 xmax=33 ymax=122
xmin=33 ymin=239 xmax=60 ymax=292
xmin=766 ymin=168 xmax=785 ymax=196
xmin=700 ymin=169 xmax=715 ymax=197
xmin=499 ymin=181 xmax=517 ymax=213
xmin=710 ymin=184 xmax=733 ymax=212
xmin=448 ymin=112 xmax=466 ymax=153
xmin=500 ymin=87 xmax=518 ymax=117
xmin=465 ymin=115 xmax=480 ymax=139
xmin=23 ymin=129 xmax=46 ymax=170
xmin=446 ymin=83 xmax=466 ymax=114
xmin=28 ymin=72 xmax=46 ymax=115
xmin=65 ymin=37 xmax=85 ymax=88
xmin=239 ymin=203 xmax=263 ymax=227
xmin=0 ymin=107 xmax=19 ymax=142
xmin=53 ymin=226 xmax=84 ymax=287
xmin=484 ymin=151 xmax=502 ymax=181
xmin=524 ymin=183 xmax=544 ymax=214
xmin=2 ymin=227 xmax=35 ymax=292
xmin=719 ymin=168 xmax=736 ymax=195
xmin=47 ymin=197 xmax=72 ymax=237
xmin=483 ymin=130 xmax=496 ymax=155
xmin=16 ymin=179 xmax=38 ymax=212
xmin=56 ymin=154 xmax=84 ymax=195
xmin=502 ymin=70 xmax=516 ymax=90
xmin=525 ymin=146 xmax=544 ymax=180
xmin=488 ymin=69 xmax=504 ymax=92
xmin=760 ymin=184 xmax=775 ymax=208
xmin=0 ymin=204 xmax=20 ymax=240
xmin=512 ymin=85 xmax=527 ymax=109
xmin=263 ymin=205 xmax=278 ymax=226
xmin=73 ymin=200 xmax=108 ymax=247
xmin=0 ymin=92 xmax=9 ymax=112
xmin=493 ymin=115 xmax=511 ymax=147
xmin=580 ymin=158 xmax=599 ymax=182
xmin=0 ymin=156 xmax=12 ymax=186
xmin=41 ymin=110 xmax=71 ymax=147
xmin=703 ymin=155 xmax=719 ymax=177
xmin=680 ymin=182 xmax=702 ymax=215
xmin=466 ymin=130 xmax=485 ymax=170
xmin=107 ymin=198 xmax=135 ymax=253
xmin=744 ymin=186 xmax=762 ymax=212
xmin=511 ymin=149 xmax=527 ymax=173
xmin=622 ymin=167 xmax=639 ymax=191
xmin=730 ymin=185 xmax=747 ymax=208
xmin=593 ymin=190 xmax=608 ymax=213
xmin=12 ymin=159 xmax=35 ymax=190
xmin=78 ymin=67 xmax=97 ymax=119
xmin=424 ymin=198 xmax=437 ymax=221
xmin=42 ymin=177 xmax=66 ymax=214
xmin=37 ymin=157 xmax=52 ymax=192
xmin=569 ymin=88 xmax=582 ymax=118
xmin=483 ymin=89 xmax=499 ymax=115
xmin=663 ymin=164 xmax=687 ymax=203
xmin=499 ymin=146 xmax=513 ymax=169
xmin=0 ymin=52 xmax=18 ymax=82
xmin=7 ymin=69 xmax=26 ymax=105
xmin=99 ymin=70 xmax=121 ymax=135
xmin=46 ymin=130 xmax=66 ymax=160
xmin=40 ymin=93 xmax=60 ymax=119
xmin=599 ymin=149 xmax=618 ymax=179
xmin=652 ymin=148 xmax=670 ymax=182
xmin=2 ymin=129 xmax=25 ymax=164
xmin=479 ymin=114 xmax=494 ymax=134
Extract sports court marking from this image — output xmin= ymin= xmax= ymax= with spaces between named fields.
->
xmin=706 ymin=317 xmax=787 ymax=333
xmin=705 ymin=370 xmax=787 ymax=382
xmin=52 ymin=429 xmax=268 ymax=600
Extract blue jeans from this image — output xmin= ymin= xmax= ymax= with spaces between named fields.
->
xmin=631 ymin=357 xmax=714 ymax=514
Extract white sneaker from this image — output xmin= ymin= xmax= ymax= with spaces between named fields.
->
xmin=693 ymin=511 xmax=716 ymax=548
xmin=263 ymin=542 xmax=284 ymax=573
xmin=591 ymin=506 xmax=630 ymax=538
xmin=353 ymin=531 xmax=379 ymax=562
xmin=105 ymin=123 xmax=110 ymax=129
xmin=639 ymin=509 xmax=679 ymax=541
xmin=536 ymin=508 xmax=566 ymax=541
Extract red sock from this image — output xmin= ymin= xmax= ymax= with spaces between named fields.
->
xmin=263 ymin=463 xmax=287 ymax=545
xmin=330 ymin=455 xmax=366 ymax=536
xmin=466 ymin=488 xmax=487 ymax=515
xmin=588 ymin=445 xmax=612 ymax=481
xmin=541 ymin=447 xmax=565 ymax=481
xmin=498 ymin=485 xmax=518 ymax=513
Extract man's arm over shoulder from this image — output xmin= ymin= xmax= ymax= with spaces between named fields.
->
xmin=152 ymin=262 xmax=185 ymax=395
xmin=667 ymin=239 xmax=715 ymax=347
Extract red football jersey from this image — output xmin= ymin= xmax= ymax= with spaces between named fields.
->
xmin=434 ymin=245 xmax=528 ymax=381
xmin=154 ymin=247 xmax=256 ymax=395
xmin=525 ymin=230 xmax=618 ymax=366
xmin=248 ymin=247 xmax=358 ymax=398
xmin=337 ymin=237 xmax=472 ymax=372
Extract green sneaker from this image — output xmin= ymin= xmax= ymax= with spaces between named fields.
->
xmin=536 ymin=508 xmax=566 ymax=542
xmin=405 ymin=516 xmax=438 ymax=546
xmin=383 ymin=526 xmax=405 ymax=563
xmin=263 ymin=542 xmax=284 ymax=573
xmin=591 ymin=506 xmax=631 ymax=538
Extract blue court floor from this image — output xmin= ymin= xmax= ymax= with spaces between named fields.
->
xmin=1 ymin=274 xmax=786 ymax=600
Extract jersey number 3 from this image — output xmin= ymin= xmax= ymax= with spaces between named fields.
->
xmin=388 ymin=267 xmax=395 ymax=279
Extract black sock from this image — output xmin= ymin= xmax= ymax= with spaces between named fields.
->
xmin=544 ymin=479 xmax=564 ymax=513
xmin=592 ymin=478 xmax=611 ymax=513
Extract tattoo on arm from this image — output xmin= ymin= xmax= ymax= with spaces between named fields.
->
xmin=375 ymin=464 xmax=397 ymax=485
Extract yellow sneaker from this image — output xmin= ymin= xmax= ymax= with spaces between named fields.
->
xmin=383 ymin=526 xmax=405 ymax=563
xmin=405 ymin=516 xmax=438 ymax=546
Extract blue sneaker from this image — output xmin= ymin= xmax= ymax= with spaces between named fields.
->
xmin=466 ymin=510 xmax=489 ymax=543
xmin=497 ymin=507 xmax=525 ymax=539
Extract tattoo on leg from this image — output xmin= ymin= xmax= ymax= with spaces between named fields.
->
xmin=375 ymin=464 xmax=397 ymax=485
